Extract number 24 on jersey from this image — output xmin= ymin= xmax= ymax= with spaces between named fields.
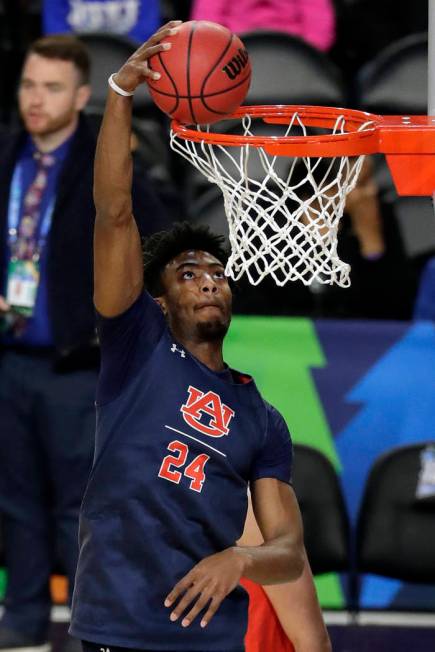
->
xmin=158 ymin=440 xmax=210 ymax=493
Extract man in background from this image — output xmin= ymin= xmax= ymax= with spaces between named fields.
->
xmin=0 ymin=35 xmax=172 ymax=652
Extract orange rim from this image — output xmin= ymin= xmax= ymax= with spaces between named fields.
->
xmin=171 ymin=105 xmax=435 ymax=158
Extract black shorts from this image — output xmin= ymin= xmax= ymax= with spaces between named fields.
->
xmin=82 ymin=641 xmax=241 ymax=652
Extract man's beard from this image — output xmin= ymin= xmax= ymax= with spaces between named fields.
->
xmin=195 ymin=318 xmax=230 ymax=342
xmin=21 ymin=106 xmax=76 ymax=137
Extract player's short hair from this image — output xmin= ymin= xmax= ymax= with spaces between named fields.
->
xmin=143 ymin=222 xmax=229 ymax=296
xmin=26 ymin=35 xmax=91 ymax=86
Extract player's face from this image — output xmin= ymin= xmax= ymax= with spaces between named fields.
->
xmin=159 ymin=250 xmax=232 ymax=342
xmin=18 ymin=54 xmax=90 ymax=136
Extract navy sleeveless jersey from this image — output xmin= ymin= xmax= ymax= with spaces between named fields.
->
xmin=70 ymin=291 xmax=293 ymax=651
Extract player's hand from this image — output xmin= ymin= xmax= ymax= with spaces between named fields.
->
xmin=113 ymin=20 xmax=182 ymax=94
xmin=164 ymin=547 xmax=246 ymax=628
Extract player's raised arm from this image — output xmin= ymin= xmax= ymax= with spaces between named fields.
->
xmin=93 ymin=21 xmax=181 ymax=317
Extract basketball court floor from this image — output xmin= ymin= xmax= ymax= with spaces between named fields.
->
xmin=40 ymin=607 xmax=435 ymax=652
xmin=29 ymin=607 xmax=435 ymax=652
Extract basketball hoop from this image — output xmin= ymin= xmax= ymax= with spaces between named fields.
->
xmin=170 ymin=105 xmax=435 ymax=287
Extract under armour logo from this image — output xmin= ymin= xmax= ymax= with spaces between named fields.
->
xmin=99 ymin=648 xmax=110 ymax=652
xmin=171 ymin=343 xmax=186 ymax=358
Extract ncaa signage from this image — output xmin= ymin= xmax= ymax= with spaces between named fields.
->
xmin=181 ymin=385 xmax=235 ymax=437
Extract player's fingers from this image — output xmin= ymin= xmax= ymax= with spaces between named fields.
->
xmin=155 ymin=19 xmax=183 ymax=34
xmin=164 ymin=575 xmax=193 ymax=607
xmin=198 ymin=595 xmax=223 ymax=628
xmin=133 ymin=41 xmax=171 ymax=75
xmin=179 ymin=591 xmax=212 ymax=628
xmin=168 ymin=584 xmax=202 ymax=622
xmin=147 ymin=26 xmax=178 ymax=47
xmin=137 ymin=23 xmax=180 ymax=54
xmin=139 ymin=65 xmax=160 ymax=81
xmin=141 ymin=42 xmax=172 ymax=58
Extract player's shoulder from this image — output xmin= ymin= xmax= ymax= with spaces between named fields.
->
xmin=263 ymin=400 xmax=291 ymax=436
xmin=263 ymin=399 xmax=284 ymax=420
xmin=96 ymin=288 xmax=166 ymax=343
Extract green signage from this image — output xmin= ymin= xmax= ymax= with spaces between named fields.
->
xmin=225 ymin=316 xmax=344 ymax=607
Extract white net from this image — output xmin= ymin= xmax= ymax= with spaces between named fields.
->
xmin=170 ymin=111 xmax=373 ymax=287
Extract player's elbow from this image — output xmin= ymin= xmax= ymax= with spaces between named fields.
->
xmin=267 ymin=532 xmax=305 ymax=583
xmin=94 ymin=185 xmax=133 ymax=226
xmin=286 ymin=542 xmax=305 ymax=581
xmin=282 ymin=534 xmax=306 ymax=582
xmin=95 ymin=201 xmax=132 ymax=227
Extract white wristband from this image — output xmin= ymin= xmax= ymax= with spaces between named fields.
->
xmin=108 ymin=73 xmax=134 ymax=97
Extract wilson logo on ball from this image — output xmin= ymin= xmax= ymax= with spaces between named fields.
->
xmin=222 ymin=48 xmax=250 ymax=81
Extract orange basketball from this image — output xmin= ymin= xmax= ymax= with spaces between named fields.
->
xmin=146 ymin=21 xmax=251 ymax=125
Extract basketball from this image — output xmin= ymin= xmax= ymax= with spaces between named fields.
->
xmin=146 ymin=21 xmax=252 ymax=125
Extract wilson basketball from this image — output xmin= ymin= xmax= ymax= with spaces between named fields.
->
xmin=146 ymin=21 xmax=251 ymax=125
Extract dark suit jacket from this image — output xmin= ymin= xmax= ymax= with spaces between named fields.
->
xmin=0 ymin=114 xmax=173 ymax=367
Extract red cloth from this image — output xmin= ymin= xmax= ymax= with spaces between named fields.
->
xmin=241 ymin=578 xmax=295 ymax=652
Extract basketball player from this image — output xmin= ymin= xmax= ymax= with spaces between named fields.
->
xmin=70 ymin=21 xmax=317 ymax=652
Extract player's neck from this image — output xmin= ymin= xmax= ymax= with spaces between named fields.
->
xmin=179 ymin=337 xmax=225 ymax=372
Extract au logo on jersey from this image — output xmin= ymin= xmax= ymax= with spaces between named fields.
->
xmin=181 ymin=385 xmax=235 ymax=438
